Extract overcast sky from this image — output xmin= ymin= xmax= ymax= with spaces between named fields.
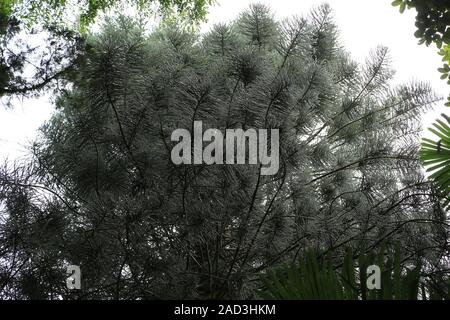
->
xmin=0 ymin=0 xmax=447 ymax=162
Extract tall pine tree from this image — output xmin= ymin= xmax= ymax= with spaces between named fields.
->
xmin=0 ymin=4 xmax=448 ymax=299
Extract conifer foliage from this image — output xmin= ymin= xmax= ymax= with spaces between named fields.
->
xmin=0 ymin=4 xmax=448 ymax=299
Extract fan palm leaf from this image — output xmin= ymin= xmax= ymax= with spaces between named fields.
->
xmin=420 ymin=113 xmax=450 ymax=208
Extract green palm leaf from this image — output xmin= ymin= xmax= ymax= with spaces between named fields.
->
xmin=420 ymin=113 xmax=450 ymax=208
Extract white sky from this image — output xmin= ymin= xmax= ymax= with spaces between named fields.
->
xmin=0 ymin=0 xmax=448 ymax=162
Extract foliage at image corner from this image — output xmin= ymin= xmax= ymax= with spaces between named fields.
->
xmin=0 ymin=0 xmax=215 ymax=33
xmin=0 ymin=0 xmax=14 ymax=33
xmin=392 ymin=0 xmax=450 ymax=202
xmin=0 ymin=0 xmax=214 ymax=104
xmin=392 ymin=0 xmax=450 ymax=92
